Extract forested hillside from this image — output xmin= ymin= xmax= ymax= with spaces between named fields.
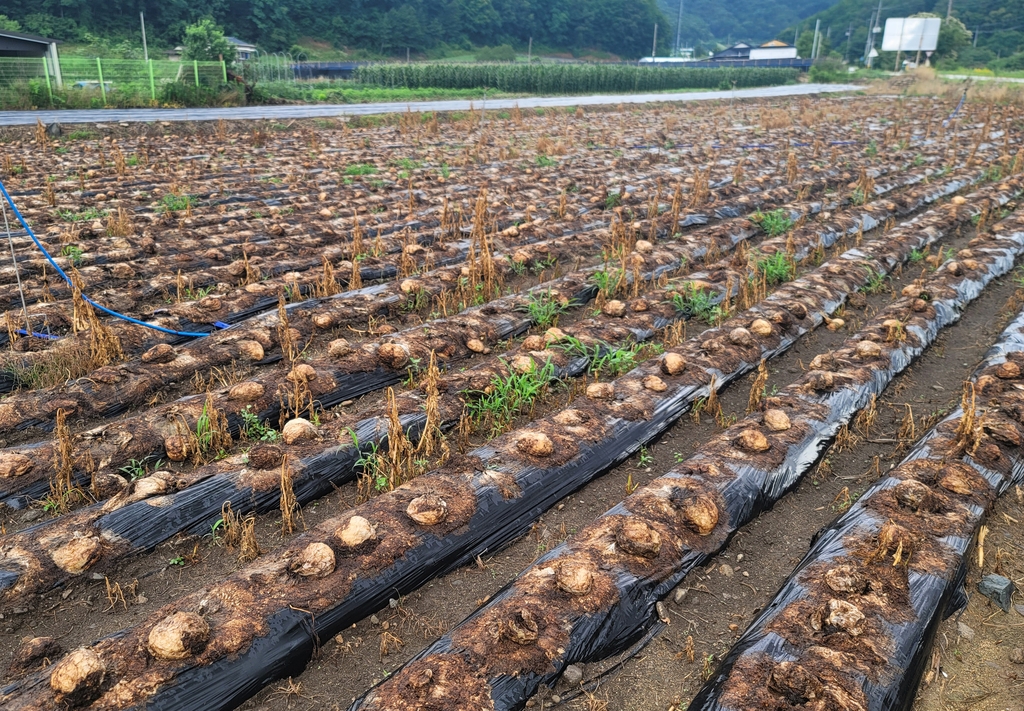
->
xmin=0 ymin=0 xmax=666 ymax=58
xmin=654 ymin=0 xmax=837 ymax=49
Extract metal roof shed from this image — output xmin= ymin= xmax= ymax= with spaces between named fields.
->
xmin=0 ymin=30 xmax=62 ymax=87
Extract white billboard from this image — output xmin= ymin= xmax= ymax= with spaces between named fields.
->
xmin=882 ymin=17 xmax=941 ymax=52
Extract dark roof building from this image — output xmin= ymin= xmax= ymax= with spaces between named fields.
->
xmin=0 ymin=29 xmax=60 ymax=58
xmin=0 ymin=30 xmax=63 ymax=86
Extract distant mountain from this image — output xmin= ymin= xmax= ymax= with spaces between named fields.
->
xmin=655 ymin=0 xmax=840 ymax=49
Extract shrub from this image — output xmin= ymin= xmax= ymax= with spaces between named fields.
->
xmin=808 ymin=57 xmax=847 ymax=83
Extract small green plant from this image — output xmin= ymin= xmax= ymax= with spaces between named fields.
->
xmin=160 ymin=193 xmax=193 ymax=213
xmin=345 ymin=163 xmax=377 ymax=176
xmin=118 ymin=458 xmax=163 ymax=481
xmin=438 ymin=163 xmax=451 ymax=179
xmin=61 ymin=244 xmax=84 ymax=266
xmin=524 ymin=290 xmax=569 ymax=328
xmin=591 ymin=268 xmax=622 ymax=297
xmin=195 ymin=401 xmax=216 ymax=452
xmin=912 ymin=153 xmax=925 ymax=167
xmin=862 ymin=268 xmax=889 ymax=294
xmin=850 ymin=188 xmax=867 ymax=206
xmin=670 ymin=284 xmax=722 ymax=325
xmin=169 ymin=555 xmax=185 ymax=566
xmin=466 ymin=359 xmax=556 ymax=436
xmin=126 ymin=154 xmax=140 ymax=167
xmin=370 ymin=179 xmax=386 ymax=189
xmin=636 ymin=446 xmax=653 ymax=468
xmin=183 ymin=284 xmax=215 ymax=301
xmin=394 ymin=157 xmax=421 ymax=171
xmin=752 ymin=209 xmax=793 ymax=237
xmin=56 ymin=207 xmax=107 ymax=222
xmin=865 ymin=140 xmax=878 ymax=157
xmin=604 ymin=192 xmax=622 ymax=210
xmin=535 ymin=155 xmax=557 ymax=167
xmin=240 ymin=405 xmax=279 ymax=442
xmin=350 ymin=429 xmax=388 ymax=491
xmin=909 ymin=248 xmax=925 ymax=263
xmin=506 ymin=255 xmax=527 ymax=276
xmin=755 ymin=251 xmax=796 ymax=286
xmin=984 ymin=165 xmax=1003 ymax=182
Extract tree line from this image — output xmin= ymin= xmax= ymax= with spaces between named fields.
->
xmin=0 ymin=0 xmax=667 ymax=59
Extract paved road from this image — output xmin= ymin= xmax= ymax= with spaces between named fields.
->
xmin=1 ymin=83 xmax=860 ymax=126
xmin=942 ymin=74 xmax=1024 ymax=84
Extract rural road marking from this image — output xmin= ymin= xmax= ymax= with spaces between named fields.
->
xmin=3 ymin=83 xmax=860 ymax=126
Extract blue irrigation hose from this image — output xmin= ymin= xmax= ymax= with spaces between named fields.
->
xmin=16 ymin=329 xmax=60 ymax=340
xmin=0 ymin=177 xmax=211 ymax=339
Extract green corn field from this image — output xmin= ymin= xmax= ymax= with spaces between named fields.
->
xmin=355 ymin=63 xmax=799 ymax=94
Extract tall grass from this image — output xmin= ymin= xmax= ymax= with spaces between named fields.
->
xmin=356 ymin=63 xmax=799 ymax=93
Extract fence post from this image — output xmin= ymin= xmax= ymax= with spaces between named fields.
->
xmin=96 ymin=57 xmax=107 ymax=105
xmin=42 ymin=57 xmax=53 ymax=105
xmin=193 ymin=60 xmax=199 ymax=87
xmin=221 ymin=59 xmax=227 ymax=84
xmin=148 ymin=59 xmax=156 ymax=102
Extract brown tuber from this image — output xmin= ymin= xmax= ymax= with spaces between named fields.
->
xmin=335 ymin=516 xmax=375 ymax=548
xmin=602 ymin=300 xmax=626 ymax=317
xmin=813 ymin=599 xmax=866 ymax=636
xmin=290 ymin=542 xmax=336 ymax=578
xmin=893 ymin=479 xmax=936 ymax=512
xmin=286 ymin=363 xmax=317 ymax=383
xmin=586 ymin=382 xmax=615 ymax=400
xmin=407 ymin=494 xmax=447 ymax=526
xmin=141 ymin=343 xmax=176 ymax=364
xmin=729 ymin=327 xmax=755 ymax=347
xmin=228 ymin=381 xmax=264 ymax=402
xmin=466 ymin=338 xmax=487 ymax=353
xmin=147 ymin=612 xmax=210 ymax=660
xmin=939 ymin=470 xmax=974 ymax=496
xmin=615 ymin=518 xmax=662 ymax=558
xmin=517 ymin=431 xmax=554 ymax=457
xmin=164 ymin=434 xmax=188 ymax=462
xmin=510 ymin=355 xmax=536 ymax=374
xmin=50 ymin=647 xmax=105 ymax=705
xmin=50 ymin=535 xmax=103 ymax=574
xmin=763 ymin=409 xmax=791 ymax=431
xmin=377 ymin=343 xmax=410 ymax=369
xmin=823 ymin=565 xmax=866 ymax=594
xmin=660 ymin=352 xmax=686 ymax=376
xmin=680 ymin=495 xmax=719 ymax=535
xmin=328 ymin=338 xmax=352 ymax=358
xmin=521 ymin=335 xmax=546 ymax=351
xmin=503 ymin=609 xmax=540 ymax=645
xmin=282 ymin=418 xmax=317 ymax=444
xmin=855 ymin=340 xmax=882 ymax=359
xmin=236 ymin=340 xmax=265 ymax=361
xmin=554 ymin=559 xmax=595 ymax=595
xmin=736 ymin=429 xmax=770 ymax=452
xmin=995 ymin=361 xmax=1021 ymax=380
xmin=642 ymin=375 xmax=668 ymax=392
xmin=750 ymin=319 xmax=773 ymax=337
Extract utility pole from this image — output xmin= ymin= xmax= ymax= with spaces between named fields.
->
xmin=652 ymin=23 xmax=658 ymax=58
xmin=811 ymin=19 xmax=821 ymax=59
xmin=527 ymin=37 xmax=532 ymax=62
xmin=974 ymin=28 xmax=979 ymax=47
xmin=947 ymin=0 xmax=953 ymax=19
xmin=675 ymin=0 xmax=684 ymax=56
xmin=845 ymin=24 xmax=853 ymax=63
xmin=140 ymin=11 xmax=148 ymax=62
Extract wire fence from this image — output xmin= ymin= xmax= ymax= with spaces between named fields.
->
xmin=0 ymin=56 xmax=230 ymax=109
